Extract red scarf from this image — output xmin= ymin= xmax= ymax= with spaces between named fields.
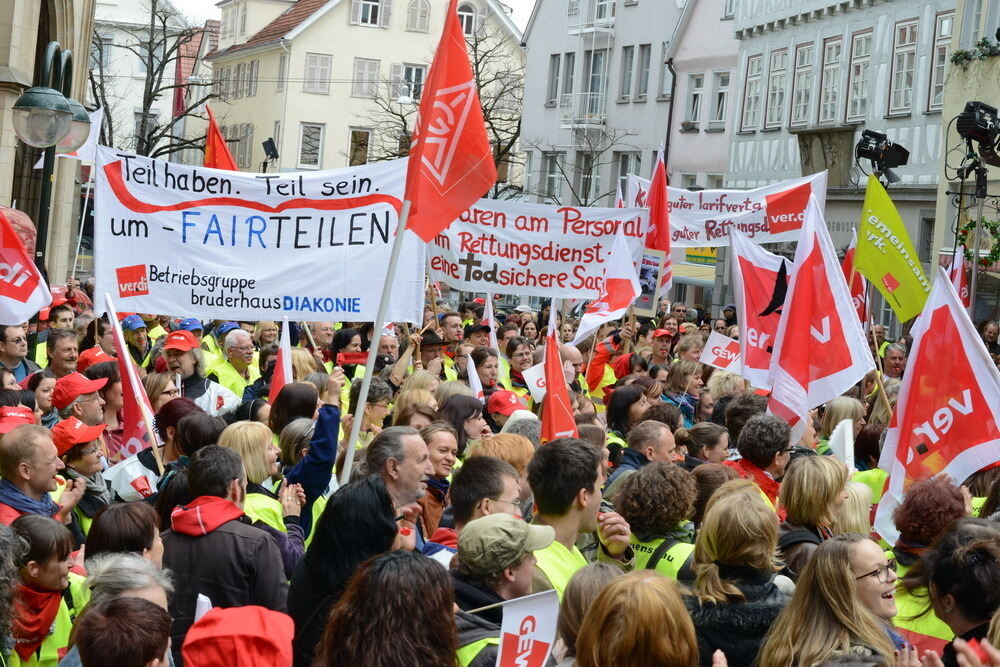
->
xmin=13 ymin=583 xmax=63 ymax=661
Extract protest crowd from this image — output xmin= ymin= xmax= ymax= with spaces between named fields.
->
xmin=0 ymin=280 xmax=998 ymax=667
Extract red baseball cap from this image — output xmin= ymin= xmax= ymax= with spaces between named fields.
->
xmin=182 ymin=606 xmax=293 ymax=667
xmin=52 ymin=417 xmax=106 ymax=457
xmin=487 ymin=390 xmax=521 ymax=416
xmin=163 ymin=330 xmax=200 ymax=352
xmin=76 ymin=347 xmax=115 ymax=373
xmin=52 ymin=372 xmax=108 ymax=411
xmin=651 ymin=329 xmax=673 ymax=338
xmin=0 ymin=406 xmax=36 ymax=433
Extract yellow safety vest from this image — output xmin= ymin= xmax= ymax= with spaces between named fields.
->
xmin=893 ymin=561 xmax=954 ymax=655
xmin=208 ymin=360 xmax=261 ymax=398
xmin=146 ymin=324 xmax=167 ymax=342
xmin=533 ymin=540 xmax=587 ymax=601
xmin=972 ymin=496 xmax=987 ymax=517
xmin=852 ymin=468 xmax=888 ymax=504
xmin=630 ymin=535 xmax=694 ymax=579
xmin=456 ymin=637 xmax=500 ymax=667
xmin=304 ymin=494 xmax=330 ymax=550
xmin=9 ymin=573 xmax=85 ymax=667
xmin=244 ymin=492 xmax=286 ymax=533
xmin=588 ymin=365 xmax=616 ymax=413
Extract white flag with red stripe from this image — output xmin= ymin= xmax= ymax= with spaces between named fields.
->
xmin=269 ymin=317 xmax=293 ymax=403
xmin=483 ymin=293 xmax=500 ymax=353
xmin=105 ymin=293 xmax=157 ymax=463
xmin=730 ymin=228 xmax=793 ymax=390
xmin=874 ymin=271 xmax=1000 ymax=543
xmin=767 ymin=197 xmax=875 ymax=441
xmin=467 ymin=351 xmax=485 ymax=402
xmin=495 ymin=590 xmax=559 ymax=667
xmin=571 ymin=233 xmax=640 ymax=345
xmin=842 ymin=228 xmax=868 ymax=324
xmin=646 ymin=150 xmax=672 ymax=295
xmin=947 ymin=248 xmax=971 ymax=308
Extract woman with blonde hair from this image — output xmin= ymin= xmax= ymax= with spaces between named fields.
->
xmin=401 ymin=369 xmax=440 ymax=394
xmin=392 ymin=403 xmax=438 ymax=429
xmin=392 ymin=389 xmax=438 ymax=422
xmin=575 ymin=571 xmax=700 ymax=667
xmin=778 ymin=455 xmax=849 ymax=578
xmin=253 ymin=320 xmax=279 ymax=348
xmin=834 ymin=481 xmax=874 ymax=535
xmin=218 ymin=421 xmax=303 ymax=533
xmin=685 ymin=489 xmax=793 ymax=666
xmin=433 ymin=380 xmax=475 ymax=407
xmin=817 ymin=396 xmax=866 ymax=454
xmin=142 ymin=372 xmax=180 ymax=412
xmin=757 ymin=534 xmax=904 ymax=666
xmin=868 ymin=378 xmax=901 ymax=425
xmin=706 ymin=370 xmax=744 ymax=401
xmin=554 ymin=563 xmax=622 ymax=665
xmin=290 ymin=347 xmax=319 ymax=380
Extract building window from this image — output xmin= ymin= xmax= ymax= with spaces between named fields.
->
xmin=819 ymin=38 xmax=842 ymax=123
xmin=764 ymin=49 xmax=787 ymax=128
xmin=407 ymin=0 xmax=430 ymax=31
xmin=847 ymin=32 xmax=872 ymax=121
xmin=352 ymin=58 xmax=380 ymax=97
xmin=579 ymin=153 xmax=600 ymax=203
xmin=91 ymin=35 xmax=113 ymax=70
xmin=617 ymin=151 xmax=641 ymax=196
xmin=277 ymin=53 xmax=287 ymax=91
xmin=546 ymin=54 xmax=561 ymax=104
xmin=304 ymin=53 xmax=332 ymax=94
xmin=889 ymin=20 xmax=918 ymax=114
xmin=619 ymin=46 xmax=635 ymax=99
xmin=686 ymin=74 xmax=704 ymax=123
xmin=658 ymin=41 xmax=673 ymax=98
xmin=722 ymin=0 xmax=734 ymax=19
xmin=740 ymin=55 xmax=763 ymax=131
xmin=929 ymin=12 xmax=954 ymax=111
xmin=349 ymin=128 xmax=370 ymax=165
xmin=707 ymin=174 xmax=724 ymax=189
xmin=298 ymin=122 xmax=324 ymax=168
xmin=790 ymin=44 xmax=813 ymax=126
xmin=137 ymin=42 xmax=164 ymax=74
xmin=681 ymin=173 xmax=698 ymax=189
xmin=457 ymin=3 xmax=476 ymax=35
xmin=636 ymin=44 xmax=651 ymax=98
xmin=233 ymin=122 xmax=254 ymax=169
xmin=595 ymin=0 xmax=612 ymax=20
xmin=246 ymin=60 xmax=258 ymax=97
xmin=561 ymin=52 xmax=576 ymax=105
xmin=543 ymin=152 xmax=564 ymax=200
xmin=273 ymin=120 xmax=281 ymax=149
xmin=710 ymin=71 xmax=729 ymax=126
xmin=133 ymin=111 xmax=159 ymax=150
xmin=239 ymin=4 xmax=247 ymax=35
xmin=402 ymin=64 xmax=426 ymax=99
xmin=961 ymin=0 xmax=985 ymax=48
xmin=584 ymin=48 xmax=608 ymax=116
xmin=360 ymin=0 xmax=381 ymax=25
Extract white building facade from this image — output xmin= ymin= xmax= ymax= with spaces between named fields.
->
xmin=719 ymin=0 xmax=954 ymax=326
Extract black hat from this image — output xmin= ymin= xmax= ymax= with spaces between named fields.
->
xmin=464 ymin=322 xmax=492 ymax=338
xmin=419 ymin=329 xmax=447 ymax=347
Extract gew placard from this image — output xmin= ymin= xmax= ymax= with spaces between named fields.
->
xmin=93 ymin=148 xmax=424 ymax=323
xmin=427 ymin=199 xmax=648 ymax=298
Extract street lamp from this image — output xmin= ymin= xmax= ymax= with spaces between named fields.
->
xmin=10 ymin=41 xmax=91 ymax=279
xmin=10 ymin=40 xmax=90 ymax=360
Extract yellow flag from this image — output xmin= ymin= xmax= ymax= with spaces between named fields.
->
xmin=855 ymin=175 xmax=930 ymax=322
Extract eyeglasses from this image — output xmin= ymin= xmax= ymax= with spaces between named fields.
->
xmin=77 ymin=395 xmax=102 ymax=403
xmin=4 ymin=337 xmax=26 ymax=344
xmin=232 ymin=345 xmax=254 ymax=352
xmin=855 ymin=558 xmax=897 ymax=583
xmin=161 ymin=388 xmax=180 ymax=397
xmin=76 ymin=445 xmax=100 ymax=456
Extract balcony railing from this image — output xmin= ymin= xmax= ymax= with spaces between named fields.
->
xmin=568 ymin=0 xmax=615 ymax=33
xmin=560 ymin=92 xmax=607 ymax=128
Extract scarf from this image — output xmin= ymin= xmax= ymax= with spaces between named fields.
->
xmin=62 ymin=467 xmax=112 ymax=517
xmin=427 ymin=476 xmax=450 ymax=502
xmin=0 ymin=479 xmax=59 ymax=518
xmin=12 ymin=583 xmax=63 ymax=661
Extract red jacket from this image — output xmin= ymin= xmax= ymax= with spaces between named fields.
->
xmin=724 ymin=458 xmax=781 ymax=508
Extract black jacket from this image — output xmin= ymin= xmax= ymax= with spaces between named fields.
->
xmin=685 ymin=565 xmax=792 ymax=667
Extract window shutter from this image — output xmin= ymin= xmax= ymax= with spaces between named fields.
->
xmin=351 ymin=0 xmax=363 ymax=24
xmin=249 ymin=60 xmax=258 ymax=96
xmin=390 ymin=62 xmax=404 ymax=98
xmin=381 ymin=0 xmax=393 ymax=27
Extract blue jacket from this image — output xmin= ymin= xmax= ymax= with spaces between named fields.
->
xmin=285 ymin=403 xmax=340 ymax=536
xmin=604 ymin=447 xmax=647 ymax=493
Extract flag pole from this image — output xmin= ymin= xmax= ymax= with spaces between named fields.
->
xmin=339 ymin=200 xmax=412 ymax=485
xmin=868 ymin=314 xmax=893 ymax=419
xmin=71 ymin=171 xmax=95 ymax=277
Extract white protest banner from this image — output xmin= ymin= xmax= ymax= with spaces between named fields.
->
xmin=626 ymin=171 xmax=828 ymax=247
xmin=828 ymin=419 xmax=855 ymax=471
xmin=521 ymin=361 xmax=546 ymax=403
xmin=495 ymin=589 xmax=559 ymax=667
xmin=427 ymin=199 xmax=647 ymax=298
xmin=93 ymin=147 xmax=424 ymax=323
xmin=699 ymin=331 xmax=742 ymax=374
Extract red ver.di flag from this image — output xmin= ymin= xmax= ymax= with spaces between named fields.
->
xmin=842 ymin=228 xmax=868 ymax=324
xmin=268 ymin=318 xmax=292 ymax=403
xmin=0 ymin=208 xmax=51 ymax=323
xmin=105 ymin=294 xmax=159 ymax=465
xmin=571 ymin=233 xmax=640 ymax=345
xmin=729 ymin=228 xmax=791 ymax=390
xmin=495 ymin=589 xmax=559 ymax=667
xmin=541 ymin=302 xmax=577 ymax=443
xmin=767 ymin=197 xmax=875 ymax=441
xmin=405 ymin=0 xmax=496 ymax=242
xmin=874 ymin=271 xmax=1000 ymax=543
